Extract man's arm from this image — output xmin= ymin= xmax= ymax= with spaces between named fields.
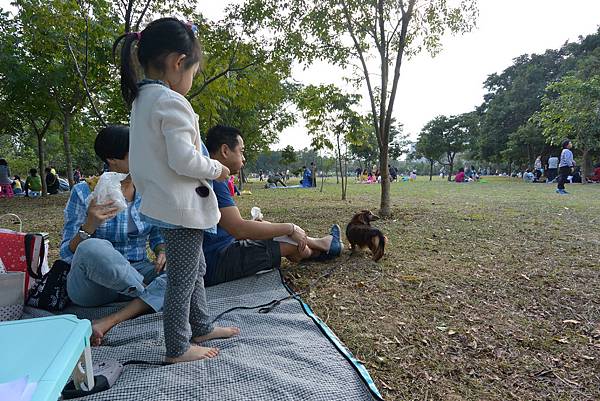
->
xmin=219 ymin=205 xmax=303 ymax=242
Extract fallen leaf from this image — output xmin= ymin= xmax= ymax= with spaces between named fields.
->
xmin=380 ymin=380 xmax=393 ymax=390
xmin=562 ymin=319 xmax=580 ymax=325
xmin=582 ymin=355 xmax=595 ymax=360
xmin=554 ymin=337 xmax=569 ymax=344
xmin=436 ymin=326 xmax=448 ymax=331
xmin=448 ymin=330 xmax=457 ymax=336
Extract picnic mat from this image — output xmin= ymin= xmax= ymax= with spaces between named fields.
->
xmin=25 ymin=270 xmax=383 ymax=401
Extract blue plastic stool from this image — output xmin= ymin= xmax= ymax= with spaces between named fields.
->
xmin=0 ymin=315 xmax=94 ymax=401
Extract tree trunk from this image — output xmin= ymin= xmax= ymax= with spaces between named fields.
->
xmin=336 ymin=134 xmax=345 ymax=200
xmin=379 ymin=145 xmax=390 ymax=217
xmin=447 ymin=157 xmax=455 ymax=182
xmin=62 ymin=112 xmax=74 ymax=187
xmin=343 ymin=151 xmax=349 ymax=198
xmin=335 ymin=159 xmax=339 ymax=184
xmin=429 ymin=159 xmax=434 ymax=181
xmin=582 ymin=148 xmax=590 ymax=184
xmin=238 ymin=168 xmax=244 ymax=191
xmin=36 ymin=133 xmax=47 ymax=196
xmin=319 ymin=172 xmax=325 ymax=192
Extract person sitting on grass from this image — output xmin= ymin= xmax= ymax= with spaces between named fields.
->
xmin=24 ymin=168 xmax=42 ymax=198
xmin=59 ymin=125 xmax=167 ymax=346
xmin=203 ymin=125 xmax=343 ymax=287
xmin=586 ymin=163 xmax=600 ymax=182
xmin=45 ymin=167 xmax=59 ymax=195
xmin=523 ymin=169 xmax=535 ymax=182
xmin=12 ymin=175 xmax=24 ymax=196
xmin=454 ymin=167 xmax=465 ymax=183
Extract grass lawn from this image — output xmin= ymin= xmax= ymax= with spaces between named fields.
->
xmin=2 ymin=176 xmax=599 ymax=400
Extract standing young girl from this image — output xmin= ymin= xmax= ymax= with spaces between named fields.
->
xmin=114 ymin=17 xmax=239 ymax=363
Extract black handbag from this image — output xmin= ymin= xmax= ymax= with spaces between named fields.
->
xmin=27 ymin=259 xmax=71 ymax=311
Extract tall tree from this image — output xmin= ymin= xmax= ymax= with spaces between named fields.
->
xmin=237 ymin=0 xmax=477 ymax=216
xmin=421 ymin=115 xmax=471 ymax=181
xmin=415 ymin=125 xmax=444 ymax=181
xmin=279 ymin=145 xmax=297 ymax=176
xmin=297 ymin=84 xmax=361 ymax=200
xmin=536 ymin=75 xmax=600 ymax=180
xmin=0 ymin=8 xmax=58 ymax=195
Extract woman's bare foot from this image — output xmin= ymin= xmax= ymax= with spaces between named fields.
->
xmin=165 ymin=345 xmax=219 ymax=363
xmin=192 ymin=326 xmax=241 ymax=344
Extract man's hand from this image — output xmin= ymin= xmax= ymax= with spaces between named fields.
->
xmin=290 ymin=224 xmax=308 ymax=252
xmin=82 ymin=198 xmax=120 ymax=234
xmin=216 ymin=165 xmax=230 ymax=182
xmin=154 ymin=250 xmax=166 ymax=273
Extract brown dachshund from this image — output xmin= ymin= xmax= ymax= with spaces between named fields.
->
xmin=346 ymin=210 xmax=386 ymax=261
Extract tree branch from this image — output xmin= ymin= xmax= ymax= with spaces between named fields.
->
xmin=187 ymin=61 xmax=258 ymax=100
xmin=134 ymin=0 xmax=152 ymax=31
xmin=67 ymin=40 xmax=107 ymax=127
xmin=384 ymin=0 xmax=415 ymax=139
xmin=340 ymin=0 xmax=380 ymax=136
xmin=124 ymin=0 xmax=134 ymax=33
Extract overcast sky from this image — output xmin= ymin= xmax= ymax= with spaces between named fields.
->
xmin=2 ymin=0 xmax=599 ymax=151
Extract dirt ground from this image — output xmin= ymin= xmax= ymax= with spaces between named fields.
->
xmin=2 ymin=177 xmax=599 ymax=400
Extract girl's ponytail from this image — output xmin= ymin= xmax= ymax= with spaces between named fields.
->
xmin=113 ymin=32 xmax=140 ymax=108
xmin=113 ymin=19 xmax=202 ymax=107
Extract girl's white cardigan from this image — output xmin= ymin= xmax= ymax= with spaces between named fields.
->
xmin=129 ymin=84 xmax=223 ymax=229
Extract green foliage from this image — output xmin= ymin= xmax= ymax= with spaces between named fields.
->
xmin=419 ymin=113 xmax=473 ymax=179
xmin=0 ymin=0 xmax=298 ymax=176
xmin=236 ymin=0 xmax=478 ymax=214
xmin=470 ymin=29 xmax=600 ymax=166
xmin=296 ymin=84 xmax=360 ymax=151
xmin=279 ymin=145 xmax=297 ymax=167
xmin=535 ymin=74 xmax=600 ymax=176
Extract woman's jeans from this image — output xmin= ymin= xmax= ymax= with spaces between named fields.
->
xmin=67 ymin=238 xmax=166 ymax=312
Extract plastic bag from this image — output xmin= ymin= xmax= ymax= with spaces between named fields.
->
xmin=250 ymin=206 xmax=263 ymax=221
xmin=88 ymin=172 xmax=128 ymax=213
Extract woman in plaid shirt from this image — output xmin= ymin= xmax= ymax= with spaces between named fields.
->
xmin=60 ymin=126 xmax=167 ymax=345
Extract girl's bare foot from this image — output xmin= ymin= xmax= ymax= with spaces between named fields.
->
xmin=91 ymin=317 xmax=116 ymax=346
xmin=165 ymin=345 xmax=219 ymax=363
xmin=192 ymin=326 xmax=240 ymax=344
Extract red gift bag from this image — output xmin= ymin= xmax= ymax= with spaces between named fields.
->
xmin=0 ymin=214 xmax=49 ymax=299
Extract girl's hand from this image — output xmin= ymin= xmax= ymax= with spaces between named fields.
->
xmin=154 ymin=251 xmax=166 ymax=273
xmin=216 ymin=165 xmax=230 ymax=182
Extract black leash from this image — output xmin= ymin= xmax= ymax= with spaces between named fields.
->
xmin=209 ymin=264 xmax=340 ymax=325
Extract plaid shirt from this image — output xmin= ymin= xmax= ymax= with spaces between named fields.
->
xmin=60 ymin=182 xmax=164 ymax=263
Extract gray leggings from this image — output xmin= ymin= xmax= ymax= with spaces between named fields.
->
xmin=161 ymin=228 xmax=213 ymax=358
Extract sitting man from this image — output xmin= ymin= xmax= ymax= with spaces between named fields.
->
xmin=60 ymin=125 xmax=167 ymax=345
xmin=203 ymin=125 xmax=343 ymax=286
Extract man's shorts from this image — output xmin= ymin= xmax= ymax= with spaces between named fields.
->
xmin=206 ymin=240 xmax=281 ymax=287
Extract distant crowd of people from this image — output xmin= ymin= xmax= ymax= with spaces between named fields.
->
xmin=0 ymin=158 xmax=84 ymax=198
